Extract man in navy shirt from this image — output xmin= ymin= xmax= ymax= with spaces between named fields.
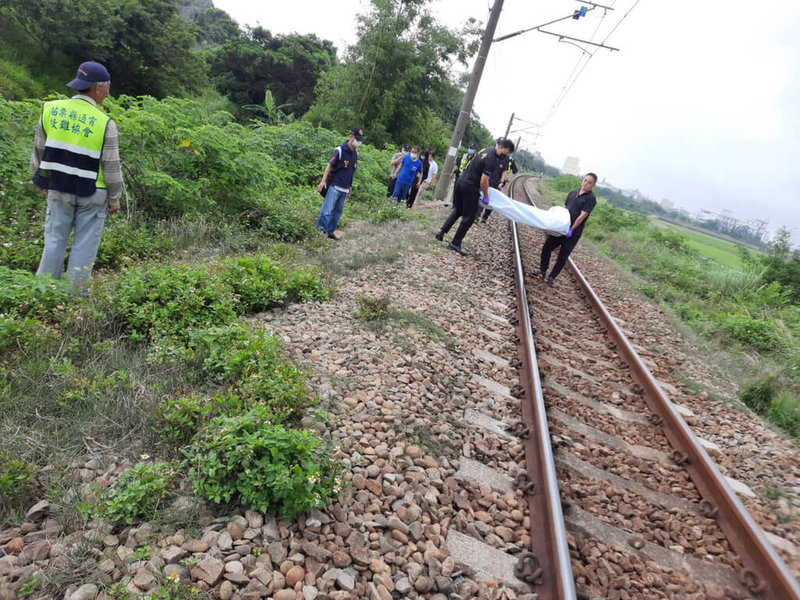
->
xmin=391 ymin=145 xmax=424 ymax=204
xmin=436 ymin=138 xmax=514 ymax=256
xmin=316 ymin=127 xmax=364 ymax=240
xmin=532 ymin=172 xmax=598 ymax=285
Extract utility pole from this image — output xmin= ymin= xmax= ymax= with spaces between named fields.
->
xmin=434 ymin=0 xmax=505 ymax=201
xmin=504 ymin=112 xmax=515 ymax=139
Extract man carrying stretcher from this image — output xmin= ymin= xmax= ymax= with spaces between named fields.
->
xmin=479 ymin=172 xmax=598 ymax=287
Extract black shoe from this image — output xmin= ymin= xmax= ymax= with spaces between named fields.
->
xmin=435 ymin=231 xmax=444 ymax=242
xmin=327 ymin=232 xmax=340 ymax=241
xmin=545 ymin=276 xmax=555 ymax=286
xmin=480 ymin=219 xmax=488 ymax=224
xmin=448 ymin=242 xmax=469 ymax=256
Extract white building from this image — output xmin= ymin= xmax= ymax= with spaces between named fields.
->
xmin=562 ymin=156 xmax=580 ymax=176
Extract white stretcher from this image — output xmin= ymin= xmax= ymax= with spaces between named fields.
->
xmin=485 ymin=188 xmax=571 ymax=236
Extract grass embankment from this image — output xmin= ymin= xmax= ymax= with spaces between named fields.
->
xmin=0 ymin=93 xmax=428 ymax=536
xmin=539 ymin=176 xmax=800 ymax=440
xmin=650 ymin=219 xmax=759 ymax=270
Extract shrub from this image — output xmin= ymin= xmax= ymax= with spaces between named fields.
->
xmin=183 ymin=406 xmax=341 ymax=515
xmin=157 ymin=394 xmax=214 ymax=446
xmin=221 ymin=254 xmax=330 ymax=314
xmin=717 ymin=314 xmax=786 ymax=352
xmin=0 ymin=453 xmax=36 ymax=514
xmin=740 ymin=372 xmax=781 ymax=414
xmin=286 ymin=265 xmax=332 ymax=303
xmin=96 ymin=221 xmax=176 ymax=270
xmin=356 ymin=295 xmax=391 ymax=321
xmin=112 ymin=264 xmax=237 ymax=344
xmin=0 ymin=267 xmax=73 ymax=319
xmin=768 ymin=393 xmax=800 ymax=437
xmin=187 ymin=325 xmax=309 ymax=420
xmin=99 ymin=462 xmax=176 ymax=524
xmin=220 ymin=255 xmax=289 ymax=313
xmin=0 ymin=315 xmax=58 ymax=354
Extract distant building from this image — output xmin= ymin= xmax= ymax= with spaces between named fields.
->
xmin=660 ymin=199 xmax=674 ymax=210
xmin=562 ymin=156 xmax=580 ymax=176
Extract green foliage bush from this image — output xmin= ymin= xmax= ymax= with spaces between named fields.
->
xmin=95 ymin=221 xmax=176 ymax=270
xmin=550 ymin=175 xmax=582 ymax=193
xmin=0 ymin=266 xmax=73 ymax=318
xmin=0 ymin=452 xmax=36 ymax=513
xmin=99 ymin=462 xmax=176 ymax=524
xmin=187 ymin=325 xmax=308 ymax=421
xmin=740 ymin=372 xmax=781 ymax=414
xmin=183 ymin=406 xmax=341 ymax=515
xmin=112 ymin=264 xmax=238 ymax=344
xmin=768 ymin=393 xmax=800 ymax=437
xmin=717 ymin=314 xmax=786 ymax=352
xmin=220 ymin=254 xmax=329 ymax=314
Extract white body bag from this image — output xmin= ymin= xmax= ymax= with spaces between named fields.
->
xmin=485 ymin=188 xmax=571 ymax=236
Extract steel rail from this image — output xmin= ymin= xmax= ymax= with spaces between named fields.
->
xmin=508 ymin=177 xmax=577 ymax=600
xmin=567 ymin=259 xmax=800 ymax=599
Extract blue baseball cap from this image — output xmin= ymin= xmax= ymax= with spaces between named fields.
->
xmin=67 ymin=61 xmax=111 ymax=91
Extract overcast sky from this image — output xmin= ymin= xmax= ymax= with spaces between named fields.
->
xmin=214 ymin=0 xmax=800 ymax=242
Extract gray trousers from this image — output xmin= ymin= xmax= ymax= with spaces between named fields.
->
xmin=36 ymin=188 xmax=108 ymax=290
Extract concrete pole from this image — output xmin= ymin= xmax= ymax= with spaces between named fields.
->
xmin=434 ymin=0 xmax=505 ymax=201
xmin=504 ymin=112 xmax=515 ymax=139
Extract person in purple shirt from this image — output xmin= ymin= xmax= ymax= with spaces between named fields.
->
xmin=391 ymin=145 xmax=423 ymax=204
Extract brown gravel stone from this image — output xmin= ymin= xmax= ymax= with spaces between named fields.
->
xmin=182 ymin=539 xmax=209 ymax=553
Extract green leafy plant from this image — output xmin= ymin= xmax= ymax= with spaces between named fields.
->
xmin=17 ymin=575 xmax=41 ymax=598
xmin=183 ymin=406 xmax=342 ymax=515
xmin=99 ymin=462 xmax=176 ymax=524
xmin=186 ymin=325 xmax=308 ymax=421
xmin=112 ymin=264 xmax=238 ymax=345
xmin=356 ymin=295 xmax=391 ymax=321
xmin=0 ymin=266 xmax=73 ymax=319
xmin=0 ymin=453 xmax=36 ymax=515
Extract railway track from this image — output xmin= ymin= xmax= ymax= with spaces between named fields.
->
xmin=503 ymin=175 xmax=800 ymax=600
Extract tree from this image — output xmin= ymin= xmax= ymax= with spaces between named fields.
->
xmin=208 ymin=28 xmax=336 ymax=118
xmin=304 ymin=0 xmax=482 ymax=148
xmin=0 ymin=0 xmax=205 ymax=97
xmin=193 ymin=7 xmax=241 ymax=46
xmin=108 ymin=0 xmax=206 ymax=96
xmin=1 ymin=0 xmax=121 ymax=58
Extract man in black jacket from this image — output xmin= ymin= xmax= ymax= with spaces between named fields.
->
xmin=435 ymin=138 xmax=514 ymax=256
xmin=532 ymin=172 xmax=598 ymax=285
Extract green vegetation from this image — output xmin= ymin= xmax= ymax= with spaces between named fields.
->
xmin=650 ymin=219 xmax=755 ymax=269
xmin=184 ymin=406 xmax=342 ymax=515
xmin=541 ymin=176 xmax=800 ymax=438
xmin=99 ymin=462 xmax=176 ymax=525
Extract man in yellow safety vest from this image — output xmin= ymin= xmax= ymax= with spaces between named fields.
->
xmin=31 ymin=61 xmax=123 ymax=291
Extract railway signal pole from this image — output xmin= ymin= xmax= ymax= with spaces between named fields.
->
xmin=434 ymin=0 xmax=505 ymax=201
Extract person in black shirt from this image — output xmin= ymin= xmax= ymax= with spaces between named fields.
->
xmin=532 ymin=173 xmax=598 ymax=285
xmin=477 ymin=154 xmax=518 ymax=224
xmin=435 ymin=138 xmax=514 ymax=256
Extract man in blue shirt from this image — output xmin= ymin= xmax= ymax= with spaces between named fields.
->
xmin=390 ymin=145 xmax=424 ymax=204
xmin=316 ymin=127 xmax=364 ymax=240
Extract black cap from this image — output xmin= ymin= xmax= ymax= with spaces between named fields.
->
xmin=469 ymin=142 xmax=477 ymax=149
xmin=402 ymin=144 xmax=411 ymax=151
xmin=350 ymin=127 xmax=365 ymax=141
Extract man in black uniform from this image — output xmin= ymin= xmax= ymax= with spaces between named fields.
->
xmin=477 ymin=153 xmax=518 ymax=224
xmin=435 ymin=138 xmax=514 ymax=256
xmin=532 ymin=172 xmax=598 ymax=286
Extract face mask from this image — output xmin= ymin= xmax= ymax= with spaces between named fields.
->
xmin=410 ymin=153 xmax=418 ymax=160
xmin=467 ymin=149 xmax=475 ymax=155
xmin=402 ymin=150 xmax=408 ymax=155
xmin=353 ymin=140 xmax=362 ymax=147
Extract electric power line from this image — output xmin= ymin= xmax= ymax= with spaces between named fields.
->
xmin=539 ymin=0 xmax=641 ymax=133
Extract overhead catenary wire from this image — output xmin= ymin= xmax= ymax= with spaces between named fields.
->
xmin=539 ymin=0 xmax=641 ymax=133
